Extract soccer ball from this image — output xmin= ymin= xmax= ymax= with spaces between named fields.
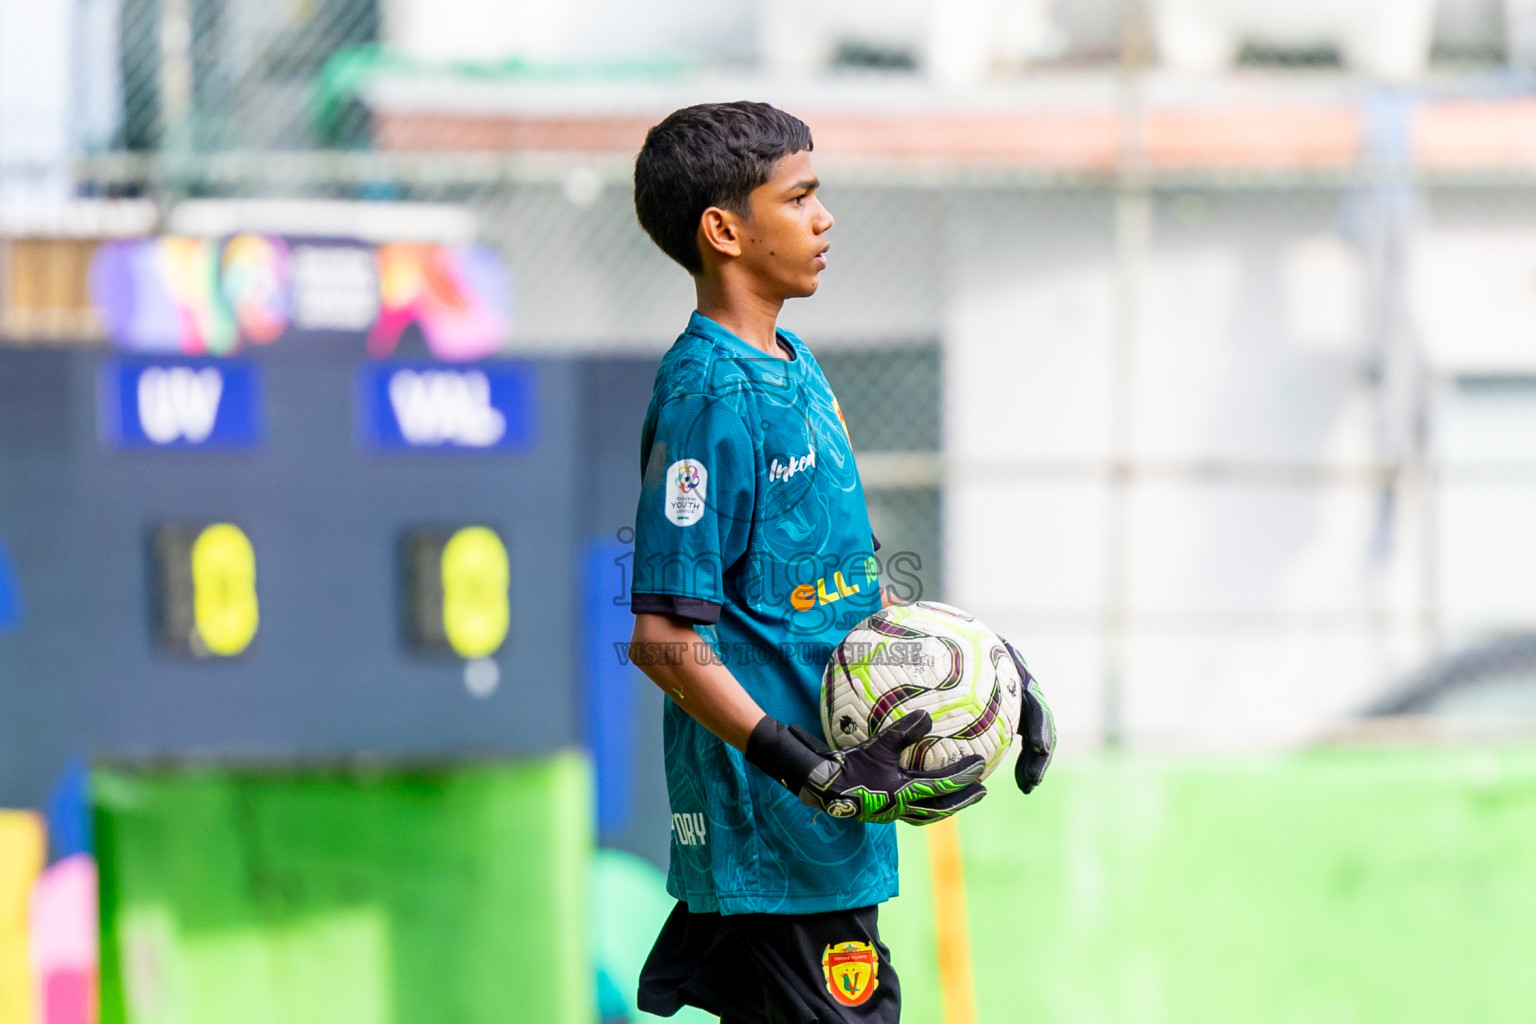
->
xmin=820 ymin=601 xmax=1023 ymax=780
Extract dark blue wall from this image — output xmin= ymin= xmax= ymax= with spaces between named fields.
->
xmin=575 ymin=359 xmax=671 ymax=866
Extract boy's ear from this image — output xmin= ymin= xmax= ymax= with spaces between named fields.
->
xmin=699 ymin=206 xmax=744 ymax=261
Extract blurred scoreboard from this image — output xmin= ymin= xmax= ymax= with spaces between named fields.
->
xmin=0 ymin=343 xmax=663 ymax=833
xmin=108 ymin=356 xmax=535 ymax=669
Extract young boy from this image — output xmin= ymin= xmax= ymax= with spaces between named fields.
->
xmin=627 ymin=101 xmax=1055 ymax=1023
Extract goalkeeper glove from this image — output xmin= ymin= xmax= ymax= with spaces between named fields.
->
xmin=745 ymin=710 xmax=986 ymax=825
xmin=1003 ymin=641 xmax=1056 ymax=795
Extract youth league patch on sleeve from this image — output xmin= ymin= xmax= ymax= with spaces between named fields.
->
xmin=665 ymin=459 xmax=708 ymax=526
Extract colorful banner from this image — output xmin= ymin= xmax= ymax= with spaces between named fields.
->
xmin=99 ymin=360 xmax=262 ymax=450
xmin=357 ymin=361 xmax=534 ymax=451
xmin=89 ymin=236 xmax=512 ymax=361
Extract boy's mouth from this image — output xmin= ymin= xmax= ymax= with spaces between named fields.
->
xmin=814 ymin=246 xmax=829 ymax=268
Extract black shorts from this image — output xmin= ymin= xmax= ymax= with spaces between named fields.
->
xmin=637 ymin=901 xmax=901 ymax=1024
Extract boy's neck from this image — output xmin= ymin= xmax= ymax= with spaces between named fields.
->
xmin=694 ymin=273 xmax=788 ymax=359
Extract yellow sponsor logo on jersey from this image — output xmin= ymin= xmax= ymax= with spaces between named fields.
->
xmin=790 ymin=558 xmax=879 ymax=612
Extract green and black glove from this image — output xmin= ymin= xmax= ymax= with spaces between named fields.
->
xmin=1003 ymin=641 xmax=1056 ymax=795
xmin=745 ymin=710 xmax=987 ymax=825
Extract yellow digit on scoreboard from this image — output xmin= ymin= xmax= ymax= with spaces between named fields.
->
xmin=150 ymin=521 xmax=259 ymax=658
xmin=189 ymin=523 xmax=259 ymax=656
xmin=440 ymin=526 xmax=510 ymax=660
xmin=401 ymin=524 xmax=510 ymax=659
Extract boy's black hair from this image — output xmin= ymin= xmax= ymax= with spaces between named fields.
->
xmin=634 ymin=101 xmax=814 ymax=275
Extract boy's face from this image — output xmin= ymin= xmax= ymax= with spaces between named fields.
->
xmin=730 ymin=149 xmax=833 ymax=299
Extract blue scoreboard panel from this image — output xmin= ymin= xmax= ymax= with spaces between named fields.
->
xmin=0 ymin=346 xmax=670 ymax=864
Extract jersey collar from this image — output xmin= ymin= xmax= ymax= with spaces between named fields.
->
xmin=687 ymin=310 xmax=801 ymax=366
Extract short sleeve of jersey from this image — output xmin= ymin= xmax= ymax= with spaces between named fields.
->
xmin=632 ymin=391 xmax=756 ymax=607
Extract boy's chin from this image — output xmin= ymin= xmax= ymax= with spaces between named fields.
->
xmin=789 ymin=274 xmax=822 ymax=298
xmin=760 ymin=268 xmax=821 ymax=301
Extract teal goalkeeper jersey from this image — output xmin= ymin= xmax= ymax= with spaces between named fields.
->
xmin=630 ymin=311 xmax=897 ymax=915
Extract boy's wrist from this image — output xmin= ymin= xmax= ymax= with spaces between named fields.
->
xmin=744 ymin=716 xmax=824 ymax=794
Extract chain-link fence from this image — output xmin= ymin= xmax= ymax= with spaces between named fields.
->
xmin=6 ymin=0 xmax=1536 ymax=750
xmin=3 ymin=0 xmax=1530 ymax=165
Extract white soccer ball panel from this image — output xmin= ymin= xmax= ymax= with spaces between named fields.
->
xmin=821 ymin=601 xmax=1024 ymax=781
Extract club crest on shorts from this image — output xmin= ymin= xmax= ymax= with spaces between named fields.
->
xmin=822 ymin=940 xmax=878 ymax=1006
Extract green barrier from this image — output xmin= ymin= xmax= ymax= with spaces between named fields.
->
xmin=95 ymin=755 xmax=592 ymax=1024
xmin=96 ymin=748 xmax=1536 ymax=1023
xmin=883 ymin=825 xmax=944 ymax=1022
xmin=953 ymin=748 xmax=1536 ymax=1024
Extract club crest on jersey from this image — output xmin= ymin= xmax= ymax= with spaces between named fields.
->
xmin=822 ymin=941 xmax=878 ymax=1006
xmin=665 ymin=459 xmax=707 ymax=526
